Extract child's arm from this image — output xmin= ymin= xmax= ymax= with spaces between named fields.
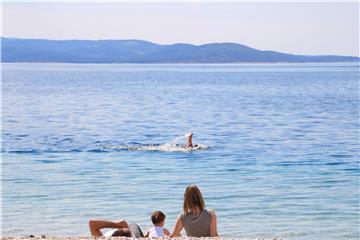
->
xmin=164 ymin=228 xmax=171 ymax=236
xmin=144 ymin=230 xmax=149 ymax=238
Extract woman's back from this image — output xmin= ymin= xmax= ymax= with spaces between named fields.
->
xmin=180 ymin=209 xmax=212 ymax=237
xmin=170 ymin=185 xmax=218 ymax=238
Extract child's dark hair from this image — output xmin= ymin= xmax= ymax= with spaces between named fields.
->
xmin=151 ymin=211 xmax=166 ymax=225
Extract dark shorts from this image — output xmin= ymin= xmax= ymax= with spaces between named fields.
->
xmin=129 ymin=223 xmax=144 ymax=238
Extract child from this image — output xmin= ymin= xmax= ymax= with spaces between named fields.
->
xmin=144 ymin=211 xmax=170 ymax=238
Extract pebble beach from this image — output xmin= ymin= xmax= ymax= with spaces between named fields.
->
xmin=1 ymin=237 xmax=283 ymax=240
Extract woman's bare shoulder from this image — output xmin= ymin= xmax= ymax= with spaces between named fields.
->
xmin=207 ymin=209 xmax=216 ymax=213
xmin=207 ymin=209 xmax=217 ymax=217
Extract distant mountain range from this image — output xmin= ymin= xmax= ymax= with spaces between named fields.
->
xmin=2 ymin=37 xmax=359 ymax=63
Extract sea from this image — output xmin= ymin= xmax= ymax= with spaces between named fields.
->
xmin=1 ymin=63 xmax=359 ymax=240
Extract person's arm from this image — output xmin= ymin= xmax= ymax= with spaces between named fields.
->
xmin=89 ymin=220 xmax=128 ymax=237
xmin=143 ymin=230 xmax=149 ymax=238
xmin=169 ymin=216 xmax=184 ymax=237
xmin=209 ymin=210 xmax=218 ymax=237
xmin=164 ymin=228 xmax=171 ymax=236
xmin=186 ymin=132 xmax=193 ymax=148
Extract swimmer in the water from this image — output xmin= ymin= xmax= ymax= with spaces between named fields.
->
xmin=186 ymin=132 xmax=198 ymax=148
xmin=105 ymin=132 xmax=200 ymax=151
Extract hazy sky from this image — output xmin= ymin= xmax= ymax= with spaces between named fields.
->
xmin=2 ymin=1 xmax=359 ymax=56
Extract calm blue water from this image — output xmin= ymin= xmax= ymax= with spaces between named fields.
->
xmin=2 ymin=63 xmax=359 ymax=239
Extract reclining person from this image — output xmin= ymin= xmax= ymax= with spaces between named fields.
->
xmin=89 ymin=219 xmax=143 ymax=238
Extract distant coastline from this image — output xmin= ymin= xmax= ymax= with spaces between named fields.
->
xmin=2 ymin=37 xmax=360 ymax=63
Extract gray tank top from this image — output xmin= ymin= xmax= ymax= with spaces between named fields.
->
xmin=180 ymin=209 xmax=212 ymax=237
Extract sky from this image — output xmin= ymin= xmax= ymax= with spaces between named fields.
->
xmin=2 ymin=1 xmax=359 ymax=56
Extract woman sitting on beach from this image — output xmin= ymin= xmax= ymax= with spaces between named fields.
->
xmin=170 ymin=185 xmax=218 ymax=237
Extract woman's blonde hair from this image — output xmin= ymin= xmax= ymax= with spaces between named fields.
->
xmin=183 ymin=185 xmax=205 ymax=214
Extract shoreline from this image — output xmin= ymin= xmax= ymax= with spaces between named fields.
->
xmin=0 ymin=237 xmax=283 ymax=240
xmin=1 ymin=61 xmax=360 ymax=64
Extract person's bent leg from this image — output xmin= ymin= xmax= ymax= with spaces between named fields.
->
xmin=128 ymin=223 xmax=144 ymax=237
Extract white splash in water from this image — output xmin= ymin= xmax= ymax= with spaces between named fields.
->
xmin=104 ymin=135 xmax=207 ymax=152
xmin=163 ymin=135 xmax=185 ymax=147
xmin=108 ymin=144 xmax=207 ymax=152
